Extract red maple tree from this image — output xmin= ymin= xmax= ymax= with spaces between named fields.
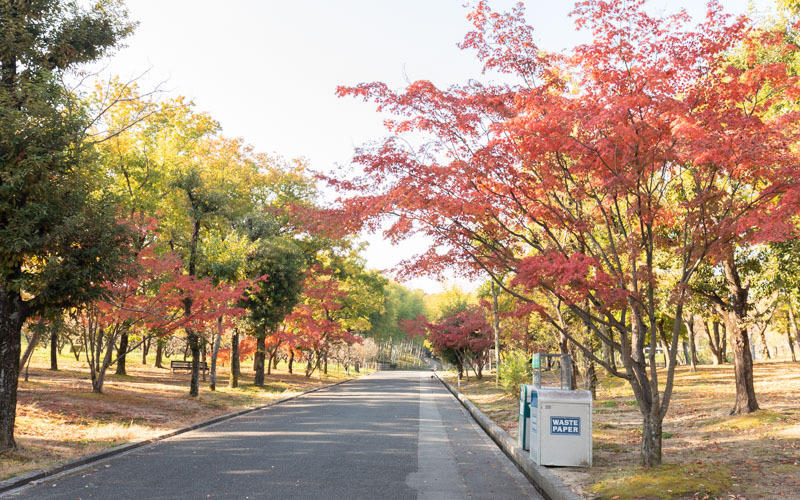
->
xmin=284 ymin=266 xmax=361 ymax=377
xmin=426 ymin=306 xmax=494 ymax=380
xmin=336 ymin=1 xmax=800 ymax=465
xmin=75 ymin=226 xmax=249 ymax=394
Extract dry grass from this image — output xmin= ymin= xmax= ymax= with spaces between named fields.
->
xmin=444 ymin=361 xmax=800 ymax=499
xmin=2 ymin=346 xmax=357 ymax=481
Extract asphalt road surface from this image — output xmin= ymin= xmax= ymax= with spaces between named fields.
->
xmin=5 ymin=371 xmax=541 ymax=499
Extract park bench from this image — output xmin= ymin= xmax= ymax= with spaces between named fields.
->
xmin=170 ymin=360 xmax=208 ymax=375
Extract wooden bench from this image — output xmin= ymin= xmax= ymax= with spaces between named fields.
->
xmin=170 ymin=360 xmax=208 ymax=374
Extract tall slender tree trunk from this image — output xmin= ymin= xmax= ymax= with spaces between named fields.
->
xmin=704 ymin=319 xmax=726 ymax=365
xmin=183 ymin=216 xmax=203 ymax=396
xmin=288 ymin=349 xmax=294 ymax=374
xmin=154 ymin=337 xmax=164 ymax=369
xmin=760 ymin=328 xmax=771 ymax=360
xmin=720 ymin=321 xmax=728 ymax=361
xmin=658 ymin=319 xmax=673 ymax=370
xmin=141 ymin=337 xmax=150 ymax=364
xmin=602 ymin=325 xmax=616 ymax=371
xmin=229 ymin=329 xmax=239 ymax=388
xmin=786 ymin=310 xmax=797 ymax=363
xmin=558 ymin=335 xmax=579 ymax=390
xmin=754 ymin=324 xmax=771 ymax=360
xmin=585 ymin=357 xmax=597 ymax=399
xmin=254 ymin=336 xmax=266 ymax=386
xmin=723 ymin=258 xmax=759 ymax=415
xmin=115 ymin=331 xmax=128 ymax=375
xmin=210 ymin=317 xmax=222 ymax=391
xmin=491 ymin=280 xmax=500 ymax=386
xmin=18 ymin=325 xmax=41 ymax=371
xmin=306 ymin=355 xmax=314 ymax=378
xmin=687 ymin=317 xmax=697 ymax=372
xmin=267 ymin=349 xmax=274 ymax=376
xmin=0 ymin=291 xmax=27 ymax=451
xmin=50 ymin=326 xmax=58 ymax=371
xmin=187 ymin=329 xmax=201 ymax=397
xmin=201 ymin=336 xmax=207 ymax=382
xmin=789 ymin=307 xmax=800 ymax=362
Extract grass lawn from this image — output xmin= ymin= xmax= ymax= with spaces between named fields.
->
xmin=442 ymin=361 xmax=800 ymax=499
xmin=3 ymin=345 xmax=361 ymax=481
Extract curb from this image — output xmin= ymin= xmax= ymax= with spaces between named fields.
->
xmin=433 ymin=372 xmax=583 ymax=500
xmin=0 ymin=377 xmax=354 ymax=495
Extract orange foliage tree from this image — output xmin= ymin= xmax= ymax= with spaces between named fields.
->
xmin=336 ymin=1 xmax=800 ymax=465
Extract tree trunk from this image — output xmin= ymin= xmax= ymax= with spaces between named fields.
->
xmin=558 ymin=334 xmax=579 ymax=390
xmin=789 ymin=307 xmax=800 ymax=362
xmin=50 ymin=326 xmax=58 ymax=371
xmin=602 ymin=324 xmax=616 ymax=371
xmin=687 ymin=317 xmax=699 ymax=371
xmin=305 ymin=355 xmax=314 ymax=378
xmin=188 ymin=329 xmax=201 ymax=397
xmin=267 ymin=350 xmax=275 ymax=376
xmin=723 ymin=258 xmax=759 ymax=415
xmin=789 ymin=306 xmax=800 ymax=349
xmin=323 ymin=354 xmax=328 ymax=375
xmin=141 ymin=337 xmax=150 ymax=364
xmin=657 ymin=318 xmax=673 ymax=370
xmin=585 ymin=331 xmax=598 ymax=399
xmin=586 ymin=359 xmax=597 ymax=398
xmin=254 ymin=336 xmax=266 ymax=387
xmin=229 ymin=330 xmax=239 ymax=388
xmin=0 ymin=291 xmax=27 ymax=451
xmin=91 ymin=332 xmax=117 ymax=394
xmin=201 ymin=336 xmax=207 ymax=382
xmin=491 ymin=280 xmax=500 ymax=386
xmin=18 ymin=327 xmax=40 ymax=371
xmin=210 ymin=317 xmax=222 ymax=391
xmin=154 ymin=337 xmax=164 ymax=369
xmin=728 ymin=313 xmax=759 ymax=414
xmin=704 ymin=320 xmax=726 ymax=365
xmin=640 ymin=410 xmax=663 ymax=467
xmin=185 ymin=217 xmax=201 ymax=397
xmin=786 ymin=310 xmax=797 ymax=363
xmin=720 ymin=321 xmax=728 ymax=361
xmin=288 ymin=349 xmax=294 ymax=374
xmin=115 ymin=331 xmax=128 ymax=375
xmin=754 ymin=324 xmax=771 ymax=360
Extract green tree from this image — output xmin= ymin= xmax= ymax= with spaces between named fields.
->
xmin=240 ymin=235 xmax=305 ymax=386
xmin=0 ymin=0 xmax=134 ymax=451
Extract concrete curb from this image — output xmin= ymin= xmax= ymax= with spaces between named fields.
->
xmin=433 ymin=372 xmax=583 ymax=500
xmin=0 ymin=377 xmax=354 ymax=495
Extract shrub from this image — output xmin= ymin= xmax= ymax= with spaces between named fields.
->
xmin=499 ymin=350 xmax=532 ymax=397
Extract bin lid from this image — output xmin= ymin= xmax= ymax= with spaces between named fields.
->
xmin=532 ymin=388 xmax=592 ymax=404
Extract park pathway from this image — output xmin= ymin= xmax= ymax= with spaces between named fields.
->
xmin=5 ymin=371 xmax=540 ymax=499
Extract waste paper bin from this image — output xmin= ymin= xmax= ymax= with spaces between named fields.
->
xmin=529 ymin=388 xmax=592 ymax=466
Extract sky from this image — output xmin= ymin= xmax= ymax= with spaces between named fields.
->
xmin=100 ymin=0 xmax=776 ymax=293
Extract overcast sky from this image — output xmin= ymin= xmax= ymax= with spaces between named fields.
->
xmin=100 ymin=0 xmax=776 ymax=293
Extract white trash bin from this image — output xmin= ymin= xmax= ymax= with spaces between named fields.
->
xmin=529 ymin=388 xmax=592 ymax=466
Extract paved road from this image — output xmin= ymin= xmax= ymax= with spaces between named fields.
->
xmin=5 ymin=371 xmax=540 ymax=499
